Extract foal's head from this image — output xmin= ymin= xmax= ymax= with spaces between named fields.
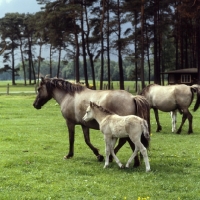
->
xmin=83 ymin=102 xmax=112 ymax=122
xmin=82 ymin=102 xmax=96 ymax=122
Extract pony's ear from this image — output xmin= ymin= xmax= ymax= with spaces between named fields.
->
xmin=90 ymin=101 xmax=93 ymax=106
xmin=41 ymin=77 xmax=44 ymax=82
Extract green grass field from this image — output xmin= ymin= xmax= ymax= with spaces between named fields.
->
xmin=0 ymin=83 xmax=200 ymax=199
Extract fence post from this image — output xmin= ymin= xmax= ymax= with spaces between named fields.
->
xmin=6 ymin=84 xmax=9 ymax=95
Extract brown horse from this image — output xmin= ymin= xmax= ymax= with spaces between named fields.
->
xmin=33 ymin=77 xmax=150 ymax=166
xmin=140 ymin=84 xmax=200 ymax=134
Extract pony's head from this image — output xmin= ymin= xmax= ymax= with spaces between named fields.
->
xmin=33 ymin=77 xmax=53 ymax=109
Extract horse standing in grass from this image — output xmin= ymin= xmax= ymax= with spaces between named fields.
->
xmin=83 ymin=102 xmax=151 ymax=172
xmin=33 ymin=77 xmax=150 ymax=167
xmin=140 ymin=84 xmax=200 ymax=134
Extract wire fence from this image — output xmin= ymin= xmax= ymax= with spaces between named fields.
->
xmin=0 ymin=83 xmax=37 ymax=94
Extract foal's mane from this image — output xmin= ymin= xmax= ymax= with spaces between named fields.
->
xmin=90 ymin=102 xmax=113 ymax=115
xmin=42 ymin=77 xmax=86 ymax=95
xmin=139 ymin=83 xmax=157 ymax=95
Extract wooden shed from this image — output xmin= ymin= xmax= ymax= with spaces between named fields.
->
xmin=162 ymin=68 xmax=199 ymax=85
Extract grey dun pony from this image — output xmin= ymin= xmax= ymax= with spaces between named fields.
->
xmin=33 ymin=77 xmax=150 ymax=166
xmin=140 ymin=84 xmax=200 ymax=134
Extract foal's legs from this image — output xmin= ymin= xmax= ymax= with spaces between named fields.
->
xmin=104 ymin=137 xmax=124 ymax=168
xmin=170 ymin=110 xmax=177 ymax=133
xmin=104 ymin=136 xmax=112 ymax=168
xmin=110 ymin=138 xmax=124 ymax=168
xmin=113 ymin=138 xmax=140 ymax=167
xmin=153 ymin=108 xmax=162 ymax=132
xmin=126 ymin=141 xmax=150 ymax=172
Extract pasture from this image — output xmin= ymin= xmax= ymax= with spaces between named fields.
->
xmin=0 ymin=92 xmax=200 ymax=199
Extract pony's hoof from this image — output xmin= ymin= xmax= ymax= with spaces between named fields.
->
xmin=120 ymin=165 xmax=125 ymax=169
xmin=63 ymin=154 xmax=73 ymax=159
xmin=176 ymin=130 xmax=181 ymax=134
xmin=146 ymin=169 xmax=151 ymax=172
xmin=97 ymin=155 xmax=104 ymax=162
xmin=125 ymin=165 xmax=129 ymax=168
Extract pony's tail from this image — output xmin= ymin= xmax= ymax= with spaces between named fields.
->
xmin=191 ymin=85 xmax=200 ymax=111
xmin=141 ymin=120 xmax=150 ymax=141
xmin=134 ymin=95 xmax=150 ymax=149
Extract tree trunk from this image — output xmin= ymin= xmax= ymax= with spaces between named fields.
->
xmin=140 ymin=0 xmax=145 ymax=88
xmin=106 ymin=0 xmax=111 ymax=89
xmin=81 ymin=2 xmax=89 ymax=87
xmin=117 ymin=0 xmax=124 ymax=90
xmin=57 ymin=47 xmax=61 ymax=78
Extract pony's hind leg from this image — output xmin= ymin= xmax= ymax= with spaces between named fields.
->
xmin=153 ymin=108 xmax=162 ymax=132
xmin=113 ymin=138 xmax=140 ymax=167
xmin=125 ymin=146 xmax=139 ymax=168
xmin=136 ymin=141 xmax=150 ymax=172
xmin=126 ymin=141 xmax=150 ymax=172
xmin=170 ymin=111 xmax=177 ymax=133
xmin=176 ymin=109 xmax=193 ymax=134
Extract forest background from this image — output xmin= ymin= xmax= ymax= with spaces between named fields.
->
xmin=0 ymin=0 xmax=199 ymax=90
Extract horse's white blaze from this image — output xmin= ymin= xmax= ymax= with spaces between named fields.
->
xmin=83 ymin=102 xmax=151 ymax=172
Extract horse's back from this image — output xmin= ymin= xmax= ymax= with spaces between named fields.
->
xmin=146 ymin=84 xmax=192 ymax=111
xmin=75 ymin=89 xmax=136 ymax=116
xmin=101 ymin=115 xmax=143 ymax=138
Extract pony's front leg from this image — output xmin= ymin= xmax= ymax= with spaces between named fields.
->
xmin=110 ymin=138 xmax=124 ymax=168
xmin=153 ymin=108 xmax=162 ymax=132
xmin=64 ymin=120 xmax=75 ymax=159
xmin=104 ymin=136 xmax=112 ymax=168
xmin=81 ymin=125 xmax=104 ymax=162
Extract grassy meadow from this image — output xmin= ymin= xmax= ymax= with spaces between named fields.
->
xmin=0 ymin=82 xmax=200 ymax=199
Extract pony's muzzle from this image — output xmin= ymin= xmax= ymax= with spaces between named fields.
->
xmin=33 ymin=102 xmax=41 ymax=109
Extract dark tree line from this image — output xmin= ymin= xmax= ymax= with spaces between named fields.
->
xmin=0 ymin=0 xmax=200 ymax=90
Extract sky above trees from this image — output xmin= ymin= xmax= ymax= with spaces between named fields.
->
xmin=0 ymin=0 xmax=41 ymax=18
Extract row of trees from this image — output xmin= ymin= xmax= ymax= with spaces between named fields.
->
xmin=0 ymin=0 xmax=200 ymax=90
xmin=0 ymin=58 xmax=155 ymax=82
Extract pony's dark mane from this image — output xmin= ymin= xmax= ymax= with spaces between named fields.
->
xmin=42 ymin=78 xmax=86 ymax=95
xmin=139 ymin=83 xmax=157 ymax=95
xmin=91 ymin=102 xmax=113 ymax=115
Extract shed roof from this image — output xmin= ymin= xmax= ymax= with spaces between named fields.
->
xmin=162 ymin=68 xmax=197 ymax=74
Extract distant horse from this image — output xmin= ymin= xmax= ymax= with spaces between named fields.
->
xmin=140 ymin=84 xmax=200 ymax=134
xmin=33 ymin=77 xmax=150 ymax=166
xmin=83 ymin=102 xmax=151 ymax=172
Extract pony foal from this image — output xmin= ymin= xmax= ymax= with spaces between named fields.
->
xmin=83 ymin=102 xmax=151 ymax=172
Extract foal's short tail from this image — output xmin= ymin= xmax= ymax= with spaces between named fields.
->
xmin=141 ymin=120 xmax=150 ymax=141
